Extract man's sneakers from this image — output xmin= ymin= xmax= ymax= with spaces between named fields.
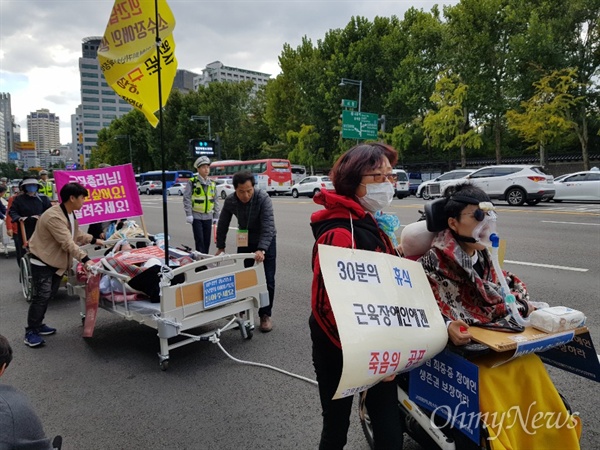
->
xmin=259 ymin=315 xmax=273 ymax=333
xmin=24 ymin=325 xmax=56 ymax=347
xmin=24 ymin=330 xmax=45 ymax=347
xmin=37 ymin=324 xmax=57 ymax=336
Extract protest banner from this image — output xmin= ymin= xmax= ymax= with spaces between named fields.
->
xmin=54 ymin=164 xmax=142 ymax=225
xmin=318 ymin=245 xmax=448 ymax=399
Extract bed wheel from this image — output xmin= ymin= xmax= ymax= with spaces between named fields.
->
xmin=243 ymin=323 xmax=253 ymax=340
xmin=160 ymin=360 xmax=169 ymax=371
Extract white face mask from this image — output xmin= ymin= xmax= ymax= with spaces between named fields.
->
xmin=358 ymin=182 xmax=395 ymax=212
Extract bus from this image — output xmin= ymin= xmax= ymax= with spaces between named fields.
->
xmin=291 ymin=164 xmax=307 ymax=185
xmin=210 ymin=159 xmax=292 ymax=195
xmin=138 ymin=170 xmax=194 ymax=189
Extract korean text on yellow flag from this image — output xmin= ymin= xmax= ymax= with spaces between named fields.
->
xmin=318 ymin=245 xmax=448 ymax=399
xmin=97 ymin=0 xmax=178 ymax=127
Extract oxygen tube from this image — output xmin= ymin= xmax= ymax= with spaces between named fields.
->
xmin=489 ymin=233 xmax=530 ymax=326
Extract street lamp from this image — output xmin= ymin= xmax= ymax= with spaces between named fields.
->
xmin=339 ymin=78 xmax=362 ymax=112
xmin=190 ymin=115 xmax=211 ymax=139
xmin=114 ymin=134 xmax=133 ymax=166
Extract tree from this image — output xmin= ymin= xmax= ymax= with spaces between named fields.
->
xmin=506 ymin=69 xmax=582 ymax=167
xmin=286 ymin=124 xmax=322 ymax=170
xmin=423 ymin=72 xmax=483 ymax=167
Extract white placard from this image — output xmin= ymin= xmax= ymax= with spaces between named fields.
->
xmin=318 ymin=244 xmax=448 ymax=399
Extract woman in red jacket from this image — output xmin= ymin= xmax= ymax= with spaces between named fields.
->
xmin=309 ymin=143 xmax=403 ymax=449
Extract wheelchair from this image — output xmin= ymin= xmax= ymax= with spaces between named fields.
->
xmin=18 ymin=220 xmax=34 ymax=302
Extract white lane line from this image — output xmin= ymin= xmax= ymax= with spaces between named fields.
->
xmin=504 ymin=260 xmax=588 ymax=272
xmin=542 ymin=220 xmax=600 ymax=226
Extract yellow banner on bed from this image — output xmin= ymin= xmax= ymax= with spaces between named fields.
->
xmin=318 ymin=245 xmax=448 ymax=399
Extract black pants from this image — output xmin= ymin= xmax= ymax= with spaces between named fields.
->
xmin=240 ymin=238 xmax=276 ymax=317
xmin=27 ymin=264 xmax=62 ymax=331
xmin=14 ymin=234 xmax=24 ymax=268
xmin=309 ymin=314 xmax=403 ymax=450
xmin=192 ymin=218 xmax=213 ymax=254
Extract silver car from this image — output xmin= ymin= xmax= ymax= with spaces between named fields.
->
xmin=552 ymin=169 xmax=600 ymax=202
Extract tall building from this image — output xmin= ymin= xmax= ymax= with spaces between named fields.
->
xmin=173 ymin=69 xmax=200 ymax=94
xmin=27 ymin=108 xmax=61 ymax=154
xmin=0 ymin=93 xmax=13 ymax=162
xmin=193 ymin=61 xmax=270 ymax=94
xmin=0 ymin=111 xmax=6 ymax=163
xmin=76 ymin=36 xmax=132 ymax=166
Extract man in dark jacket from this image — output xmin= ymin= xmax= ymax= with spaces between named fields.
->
xmin=8 ymin=177 xmax=52 ymax=265
xmin=215 ymin=171 xmax=276 ymax=332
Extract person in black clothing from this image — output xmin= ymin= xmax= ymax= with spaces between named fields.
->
xmin=215 ymin=171 xmax=276 ymax=332
xmin=8 ymin=177 xmax=52 ymax=266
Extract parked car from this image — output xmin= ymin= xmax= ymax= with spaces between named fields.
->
xmin=552 ymin=169 xmax=600 ymax=202
xmin=290 ymin=176 xmax=333 ymax=198
xmin=392 ymin=169 xmax=410 ymax=199
xmin=166 ymin=182 xmax=186 ymax=196
xmin=215 ymin=178 xmax=235 ymax=199
xmin=408 ymin=172 xmax=423 ymax=196
xmin=429 ymin=165 xmax=555 ymax=206
xmin=417 ymin=170 xmax=475 ymax=200
xmin=138 ymin=180 xmax=162 ymax=195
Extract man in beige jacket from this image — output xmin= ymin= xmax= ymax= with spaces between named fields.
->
xmin=25 ymin=182 xmax=104 ymax=347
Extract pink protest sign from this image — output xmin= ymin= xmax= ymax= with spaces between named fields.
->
xmin=54 ymin=164 xmax=143 ymax=225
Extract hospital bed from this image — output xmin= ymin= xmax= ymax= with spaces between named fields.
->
xmin=67 ymin=245 xmax=269 ymax=370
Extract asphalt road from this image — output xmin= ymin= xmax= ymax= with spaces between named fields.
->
xmin=0 ymin=194 xmax=598 ymax=450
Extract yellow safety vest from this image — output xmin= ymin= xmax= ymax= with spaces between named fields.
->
xmin=39 ymin=181 xmax=54 ymax=198
xmin=191 ymin=178 xmax=216 ymax=213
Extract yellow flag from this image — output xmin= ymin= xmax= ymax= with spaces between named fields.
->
xmin=98 ymin=0 xmax=178 ymax=127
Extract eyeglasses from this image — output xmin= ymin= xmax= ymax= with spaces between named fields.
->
xmin=460 ymin=209 xmax=497 ymax=222
xmin=363 ymin=173 xmax=398 ymax=182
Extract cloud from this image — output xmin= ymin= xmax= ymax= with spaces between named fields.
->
xmin=0 ymin=0 xmax=447 ymax=144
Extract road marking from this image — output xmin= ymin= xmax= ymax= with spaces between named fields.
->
xmin=504 ymin=260 xmax=588 ymax=272
xmin=541 ymin=220 xmax=600 ymax=226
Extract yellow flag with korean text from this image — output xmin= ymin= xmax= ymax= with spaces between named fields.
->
xmin=98 ymin=0 xmax=178 ymax=127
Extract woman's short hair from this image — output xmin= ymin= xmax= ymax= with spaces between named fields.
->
xmin=444 ymin=183 xmax=491 ymax=219
xmin=59 ymin=182 xmax=89 ymax=203
xmin=330 ymin=143 xmax=399 ymax=199
xmin=232 ymin=171 xmax=255 ymax=188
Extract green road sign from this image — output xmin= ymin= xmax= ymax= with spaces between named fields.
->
xmin=341 ymin=99 xmax=358 ymax=109
xmin=341 ymin=110 xmax=379 ymax=140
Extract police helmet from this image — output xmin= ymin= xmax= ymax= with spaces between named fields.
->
xmin=194 ymin=156 xmax=211 ymax=169
xmin=40 ymin=170 xmax=48 ymax=176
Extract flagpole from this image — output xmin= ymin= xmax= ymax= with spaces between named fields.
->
xmin=154 ymin=0 xmax=170 ymax=267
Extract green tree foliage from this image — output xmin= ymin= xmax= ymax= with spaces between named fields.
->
xmin=506 ymin=69 xmax=582 ymax=167
xmin=286 ymin=124 xmax=321 ymax=169
xmin=423 ymin=72 xmax=483 ymax=167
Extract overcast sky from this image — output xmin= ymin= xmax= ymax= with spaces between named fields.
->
xmin=0 ymin=0 xmax=448 ymax=145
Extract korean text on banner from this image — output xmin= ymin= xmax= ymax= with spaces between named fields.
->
xmin=54 ymin=164 xmax=142 ymax=226
xmin=97 ymin=0 xmax=178 ymax=127
xmin=318 ymin=245 xmax=448 ymax=399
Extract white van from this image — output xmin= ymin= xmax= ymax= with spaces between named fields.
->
xmin=291 ymin=165 xmax=307 ymax=185
xmin=392 ymin=169 xmax=409 ymax=199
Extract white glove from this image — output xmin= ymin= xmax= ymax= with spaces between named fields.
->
xmin=212 ymin=219 xmax=219 ymax=225
xmin=186 ymin=216 xmax=194 ymax=224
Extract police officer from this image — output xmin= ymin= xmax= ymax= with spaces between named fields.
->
xmin=183 ymin=156 xmax=220 ymax=254
xmin=38 ymin=170 xmax=56 ymax=201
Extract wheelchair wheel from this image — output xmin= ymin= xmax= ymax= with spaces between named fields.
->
xmin=20 ymin=254 xmax=33 ymax=302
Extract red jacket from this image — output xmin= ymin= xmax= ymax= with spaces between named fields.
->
xmin=310 ymin=189 xmax=396 ymax=348
xmin=4 ymin=195 xmax=17 ymax=234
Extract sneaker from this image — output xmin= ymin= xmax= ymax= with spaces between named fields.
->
xmin=37 ymin=324 xmax=57 ymax=336
xmin=24 ymin=331 xmax=45 ymax=347
xmin=259 ymin=315 xmax=273 ymax=333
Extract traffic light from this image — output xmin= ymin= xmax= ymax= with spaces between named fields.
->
xmin=189 ymin=139 xmax=216 ymax=157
